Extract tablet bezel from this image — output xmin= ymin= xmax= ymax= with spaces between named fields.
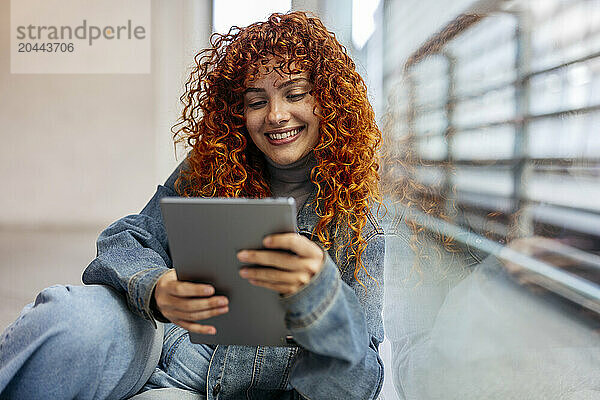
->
xmin=160 ymin=197 xmax=297 ymax=346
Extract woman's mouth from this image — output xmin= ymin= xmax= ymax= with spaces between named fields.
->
xmin=265 ymin=126 xmax=304 ymax=145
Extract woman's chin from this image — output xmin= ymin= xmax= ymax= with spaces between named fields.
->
xmin=269 ymin=155 xmax=300 ymax=166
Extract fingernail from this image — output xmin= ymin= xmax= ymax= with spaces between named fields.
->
xmin=263 ymin=236 xmax=272 ymax=246
xmin=239 ymin=268 xmax=248 ymax=277
xmin=219 ymin=297 xmax=228 ymax=306
xmin=238 ymin=251 xmax=248 ymax=261
xmin=208 ymin=327 xmax=216 ymax=335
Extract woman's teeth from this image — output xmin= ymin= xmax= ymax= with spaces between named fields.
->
xmin=267 ymin=128 xmax=301 ymax=140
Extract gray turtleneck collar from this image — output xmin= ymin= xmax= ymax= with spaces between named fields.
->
xmin=266 ymin=152 xmax=317 ymax=211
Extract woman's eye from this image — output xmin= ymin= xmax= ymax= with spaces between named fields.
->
xmin=247 ymin=100 xmax=266 ymax=108
xmin=287 ymin=92 xmax=307 ymax=101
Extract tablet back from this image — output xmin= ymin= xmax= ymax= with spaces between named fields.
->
xmin=160 ymin=197 xmax=297 ymax=346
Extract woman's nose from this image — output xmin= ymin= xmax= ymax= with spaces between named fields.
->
xmin=266 ymin=100 xmax=290 ymax=125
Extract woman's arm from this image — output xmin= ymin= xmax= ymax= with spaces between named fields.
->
xmin=82 ymin=161 xmax=228 ymax=333
xmin=290 ymin=234 xmax=385 ymax=400
xmin=239 ymin=231 xmax=385 ymax=399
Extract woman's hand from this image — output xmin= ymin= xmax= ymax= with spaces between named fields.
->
xmin=153 ymin=269 xmax=229 ymax=335
xmin=237 ymin=233 xmax=325 ymax=295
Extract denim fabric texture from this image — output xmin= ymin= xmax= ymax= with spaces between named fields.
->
xmin=0 ymin=160 xmax=386 ymax=400
xmin=0 ymin=285 xmax=164 ymax=400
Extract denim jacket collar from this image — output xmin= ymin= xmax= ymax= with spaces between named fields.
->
xmin=296 ymin=188 xmax=319 ymax=234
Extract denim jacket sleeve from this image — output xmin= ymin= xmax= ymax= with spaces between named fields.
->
xmin=81 ymin=163 xmax=184 ymax=327
xmin=281 ymin=228 xmax=385 ymax=400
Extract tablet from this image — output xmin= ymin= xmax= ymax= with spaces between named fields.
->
xmin=160 ymin=197 xmax=297 ymax=346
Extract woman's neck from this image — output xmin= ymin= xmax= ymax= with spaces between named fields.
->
xmin=265 ymin=152 xmax=316 ymax=209
xmin=265 ymin=152 xmax=316 ymax=183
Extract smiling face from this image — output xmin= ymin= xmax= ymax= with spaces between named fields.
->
xmin=243 ymin=64 xmax=320 ymax=166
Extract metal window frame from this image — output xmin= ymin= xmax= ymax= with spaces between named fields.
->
xmin=387 ymin=2 xmax=600 ymax=313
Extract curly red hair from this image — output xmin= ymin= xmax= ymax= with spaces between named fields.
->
xmin=173 ymin=11 xmax=382 ymax=285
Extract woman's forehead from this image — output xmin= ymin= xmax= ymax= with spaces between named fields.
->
xmin=244 ymin=57 xmax=308 ymax=87
xmin=244 ymin=60 xmax=309 ymax=88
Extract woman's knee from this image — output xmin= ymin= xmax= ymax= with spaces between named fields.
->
xmin=17 ymin=284 xmax=147 ymax=354
xmin=1 ymin=285 xmax=161 ymax=398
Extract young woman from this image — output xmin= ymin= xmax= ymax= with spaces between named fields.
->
xmin=0 ymin=11 xmax=385 ymax=400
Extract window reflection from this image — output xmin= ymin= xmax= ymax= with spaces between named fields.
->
xmin=382 ymin=0 xmax=600 ymax=398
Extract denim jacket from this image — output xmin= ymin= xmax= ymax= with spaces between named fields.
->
xmin=82 ymin=162 xmax=386 ymax=400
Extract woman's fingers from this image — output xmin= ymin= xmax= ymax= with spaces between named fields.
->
xmin=264 ymin=233 xmax=324 ymax=260
xmin=165 ymin=294 xmax=229 ymax=313
xmin=237 ymin=234 xmax=324 ymax=273
xmin=237 ymin=249 xmax=299 ymax=270
xmin=246 ymin=279 xmax=300 ymax=295
xmin=159 ymin=296 xmax=229 ymax=335
xmin=239 ymin=267 xmax=311 ymax=286
xmin=163 ymin=279 xmax=215 ymax=298
xmin=238 ymin=265 xmax=312 ymax=294
xmin=153 ymin=269 xmax=230 ymax=333
xmin=168 ymin=305 xmax=229 ymax=323
xmin=155 ymin=270 xmax=215 ymax=303
xmin=171 ymin=319 xmax=218 ymax=335
xmin=155 ymin=289 xmax=227 ymax=312
xmin=238 ymin=249 xmax=322 ymax=276
xmin=159 ymin=295 xmax=228 ymax=317
xmin=236 ymin=233 xmax=326 ymax=295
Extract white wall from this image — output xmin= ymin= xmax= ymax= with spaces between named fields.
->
xmin=153 ymin=0 xmax=212 ymax=186
xmin=0 ymin=0 xmax=212 ymax=228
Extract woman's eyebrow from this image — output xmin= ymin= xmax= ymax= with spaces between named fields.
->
xmin=244 ymin=77 xmax=309 ymax=94
xmin=277 ymin=77 xmax=309 ymax=89
xmin=244 ymin=87 xmax=264 ymax=94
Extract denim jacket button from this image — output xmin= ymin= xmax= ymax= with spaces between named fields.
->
xmin=212 ymin=382 xmax=221 ymax=396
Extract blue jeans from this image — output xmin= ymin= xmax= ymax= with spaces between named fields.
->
xmin=0 ymin=285 xmax=209 ymax=400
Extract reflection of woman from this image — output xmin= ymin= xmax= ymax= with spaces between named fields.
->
xmin=0 ymin=12 xmax=385 ymax=399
